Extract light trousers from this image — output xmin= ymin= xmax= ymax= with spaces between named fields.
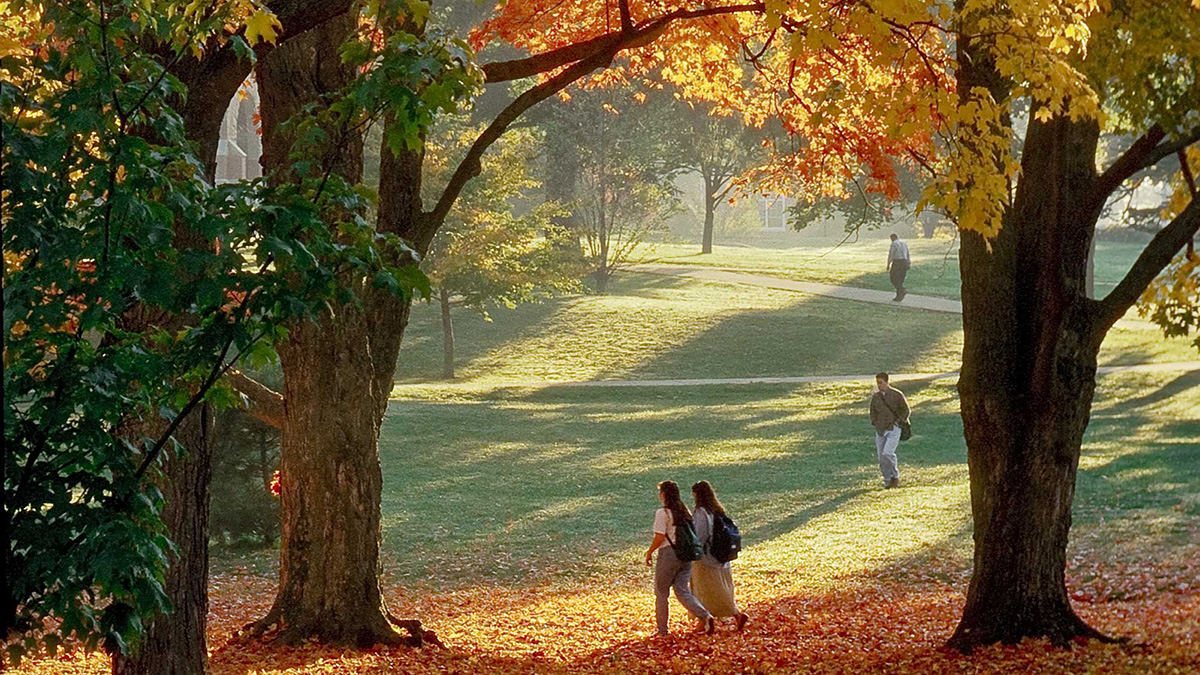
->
xmin=875 ymin=425 xmax=901 ymax=483
xmin=654 ymin=546 xmax=711 ymax=634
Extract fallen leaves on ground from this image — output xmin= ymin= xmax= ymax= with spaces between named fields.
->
xmin=14 ymin=543 xmax=1200 ymax=674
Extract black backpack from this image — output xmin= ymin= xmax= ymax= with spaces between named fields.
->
xmin=668 ymin=519 xmax=704 ymax=562
xmin=709 ymin=511 xmax=742 ymax=563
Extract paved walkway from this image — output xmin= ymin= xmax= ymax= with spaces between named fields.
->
xmin=632 ymin=264 xmax=962 ymax=313
xmin=547 ymin=361 xmax=1200 ymax=389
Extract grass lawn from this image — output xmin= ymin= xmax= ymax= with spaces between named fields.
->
xmin=390 ymin=271 xmax=1197 ymax=397
xmin=373 ymin=270 xmax=1198 ymax=594
xmin=645 ymin=238 xmax=1150 ymax=302
xmin=377 ymin=369 xmax=1200 ymax=592
xmin=22 ymin=249 xmax=1200 ymax=675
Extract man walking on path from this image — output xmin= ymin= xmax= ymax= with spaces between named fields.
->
xmin=887 ymin=233 xmax=911 ymax=301
xmin=870 ymin=372 xmax=910 ymax=489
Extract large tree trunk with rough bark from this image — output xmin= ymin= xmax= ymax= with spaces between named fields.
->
xmin=948 ymin=109 xmax=1113 ymax=650
xmin=111 ymin=4 xmax=397 ymax=671
xmin=244 ymin=13 xmax=430 ymax=647
xmin=111 ymin=409 xmax=212 ymax=675
xmin=251 ymin=13 xmax=395 ymax=646
xmin=266 ymin=306 xmax=402 ymax=645
xmin=947 ymin=27 xmax=1200 ymax=644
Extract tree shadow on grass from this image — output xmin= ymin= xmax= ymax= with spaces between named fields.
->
xmin=1112 ymin=370 xmax=1200 ymax=411
xmin=750 ymin=488 xmax=868 ymax=542
xmin=377 ymin=381 xmax=968 ymax=589
xmin=605 ymin=270 xmax=963 ymax=382
xmin=394 ymin=266 xmax=964 ymax=386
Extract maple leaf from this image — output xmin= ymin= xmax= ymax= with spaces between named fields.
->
xmin=244 ymin=8 xmax=282 ymax=46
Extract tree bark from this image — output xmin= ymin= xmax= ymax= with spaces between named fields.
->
xmin=111 ymin=408 xmax=212 ymax=675
xmin=439 ymin=288 xmax=455 ymax=380
xmin=241 ymin=14 xmax=434 ymax=648
xmin=948 ymin=109 xmax=1114 ymax=650
xmin=264 ymin=306 xmax=404 ymax=645
xmin=701 ymin=171 xmax=716 ymax=254
xmin=243 ymin=13 xmax=412 ymax=647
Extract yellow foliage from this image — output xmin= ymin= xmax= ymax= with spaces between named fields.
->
xmin=243 ymin=7 xmax=282 ymax=45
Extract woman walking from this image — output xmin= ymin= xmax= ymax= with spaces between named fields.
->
xmin=691 ymin=480 xmax=750 ymax=631
xmin=644 ymin=480 xmax=714 ymax=636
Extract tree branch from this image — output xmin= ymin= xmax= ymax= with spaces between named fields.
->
xmin=435 ymin=3 xmax=766 ymax=234
xmin=226 ymin=369 xmax=286 ymax=429
xmin=428 ymin=28 xmax=669 ymax=230
xmin=478 ymin=3 xmax=765 ymax=84
xmin=1097 ymin=195 xmax=1200 ymax=329
xmin=1092 ymin=125 xmax=1200 ymax=207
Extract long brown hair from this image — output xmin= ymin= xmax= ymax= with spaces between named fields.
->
xmin=658 ymin=480 xmax=692 ymax=525
xmin=691 ymin=480 xmax=726 ymax=517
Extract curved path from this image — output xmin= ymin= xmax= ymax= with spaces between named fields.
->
xmin=629 ymin=263 xmax=1159 ymax=329
xmin=631 ymin=263 xmax=961 ymax=312
xmin=548 ymin=361 xmax=1200 ymax=389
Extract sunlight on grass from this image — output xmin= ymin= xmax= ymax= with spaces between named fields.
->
xmin=590 ymin=437 xmax=799 ymax=474
xmin=504 ymin=496 xmax=613 ymax=535
xmin=739 ymin=480 xmax=971 ymax=586
xmin=391 ymin=274 xmax=969 ymax=395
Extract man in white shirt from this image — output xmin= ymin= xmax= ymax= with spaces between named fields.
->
xmin=887 ymin=233 xmax=911 ymax=301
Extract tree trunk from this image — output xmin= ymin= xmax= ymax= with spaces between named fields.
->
xmin=948 ymin=110 xmax=1114 ymax=650
xmin=439 ymin=288 xmax=455 ymax=379
xmin=112 ymin=5 xmax=379 ymax=671
xmin=244 ymin=14 xmax=427 ymax=647
xmin=112 ymin=408 xmax=212 ymax=675
xmin=701 ymin=171 xmax=716 ymax=254
xmin=109 ymin=49 xmax=240 ymax=669
xmin=260 ymin=307 xmax=402 ymax=645
xmin=921 ymin=212 xmax=937 ymax=239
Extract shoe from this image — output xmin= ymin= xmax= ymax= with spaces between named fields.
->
xmin=892 ymin=295 xmax=902 ymax=302
xmin=886 ymin=478 xmax=901 ymax=489
xmin=705 ymin=617 xmax=716 ymax=635
xmin=736 ymin=612 xmax=750 ymax=632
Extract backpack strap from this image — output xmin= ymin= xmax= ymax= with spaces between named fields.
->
xmin=877 ymin=391 xmax=906 ymax=423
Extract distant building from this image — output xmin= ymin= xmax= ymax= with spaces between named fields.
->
xmin=215 ymin=81 xmax=262 ymax=184
xmin=760 ymin=195 xmax=792 ymax=231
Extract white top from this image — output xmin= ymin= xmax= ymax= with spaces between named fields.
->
xmin=652 ymin=508 xmax=673 ymax=552
xmin=889 ymin=239 xmax=911 ymax=264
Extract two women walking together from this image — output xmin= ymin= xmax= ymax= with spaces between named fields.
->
xmin=644 ymin=480 xmax=750 ymax=636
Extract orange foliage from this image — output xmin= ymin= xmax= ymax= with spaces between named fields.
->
xmin=474 ymin=1 xmax=948 ymax=204
xmin=15 ymin=543 xmax=1200 ymax=674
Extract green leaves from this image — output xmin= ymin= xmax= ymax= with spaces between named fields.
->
xmin=1 ymin=0 xmax=456 ymax=665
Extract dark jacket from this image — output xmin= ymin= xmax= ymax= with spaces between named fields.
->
xmin=870 ymin=388 xmax=910 ymax=434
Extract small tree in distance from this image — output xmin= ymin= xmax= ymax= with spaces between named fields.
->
xmin=572 ymin=90 xmax=682 ymax=292
xmin=666 ymin=97 xmax=765 ymax=254
xmin=422 ymin=123 xmax=581 ymax=379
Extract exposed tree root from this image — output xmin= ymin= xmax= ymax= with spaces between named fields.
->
xmin=233 ymin=601 xmax=438 ymax=649
xmin=389 ymin=611 xmax=444 ymax=648
xmin=237 ymin=602 xmax=283 ymax=642
xmin=946 ymin=607 xmax=1122 ymax=654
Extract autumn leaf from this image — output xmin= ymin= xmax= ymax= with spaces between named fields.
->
xmin=244 ymin=8 xmax=282 ymax=46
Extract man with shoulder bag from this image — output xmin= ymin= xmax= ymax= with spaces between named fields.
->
xmin=869 ymin=372 xmax=911 ymax=489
